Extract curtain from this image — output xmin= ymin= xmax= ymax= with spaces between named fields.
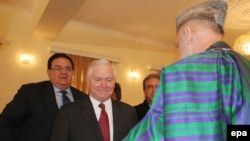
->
xmin=67 ymin=54 xmax=96 ymax=94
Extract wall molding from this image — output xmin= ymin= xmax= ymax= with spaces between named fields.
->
xmin=50 ymin=46 xmax=121 ymax=63
xmin=147 ymin=64 xmax=163 ymax=70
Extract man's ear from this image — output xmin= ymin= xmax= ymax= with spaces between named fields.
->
xmin=184 ymin=26 xmax=193 ymax=44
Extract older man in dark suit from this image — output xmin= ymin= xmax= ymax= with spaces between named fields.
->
xmin=50 ymin=59 xmax=137 ymax=141
xmin=0 ymin=53 xmax=87 ymax=141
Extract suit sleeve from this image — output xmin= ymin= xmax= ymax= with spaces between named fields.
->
xmin=50 ymin=106 xmax=70 ymax=141
xmin=0 ymin=86 xmax=30 ymax=141
xmin=131 ymin=108 xmax=138 ymax=127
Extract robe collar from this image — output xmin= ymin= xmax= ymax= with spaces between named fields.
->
xmin=206 ymin=41 xmax=231 ymax=51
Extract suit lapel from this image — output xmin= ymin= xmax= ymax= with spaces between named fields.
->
xmin=70 ymin=86 xmax=82 ymax=100
xmin=42 ymin=81 xmax=58 ymax=111
xmin=79 ymin=96 xmax=103 ymax=140
xmin=112 ymin=100 xmax=122 ymax=140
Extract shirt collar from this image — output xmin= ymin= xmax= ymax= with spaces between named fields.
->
xmin=53 ymin=85 xmax=70 ymax=93
xmin=206 ymin=41 xmax=231 ymax=51
xmin=89 ymin=95 xmax=112 ymax=107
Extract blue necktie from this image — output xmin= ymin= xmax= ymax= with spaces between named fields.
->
xmin=60 ymin=91 xmax=71 ymax=105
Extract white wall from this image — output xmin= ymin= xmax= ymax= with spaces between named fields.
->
xmin=0 ymin=4 xmax=179 ymax=111
xmin=0 ymin=37 xmax=178 ymax=112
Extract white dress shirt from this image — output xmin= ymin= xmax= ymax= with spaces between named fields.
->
xmin=89 ymin=95 xmax=114 ymax=141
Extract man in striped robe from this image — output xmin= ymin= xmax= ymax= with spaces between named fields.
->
xmin=123 ymin=0 xmax=250 ymax=141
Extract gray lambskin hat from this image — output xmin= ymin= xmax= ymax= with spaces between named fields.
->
xmin=176 ymin=0 xmax=228 ymax=32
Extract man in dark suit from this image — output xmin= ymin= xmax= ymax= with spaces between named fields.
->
xmin=134 ymin=73 xmax=160 ymax=121
xmin=0 ymin=53 xmax=87 ymax=141
xmin=50 ymin=59 xmax=138 ymax=141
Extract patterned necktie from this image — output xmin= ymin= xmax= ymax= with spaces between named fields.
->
xmin=60 ymin=91 xmax=71 ymax=105
xmin=98 ymin=103 xmax=110 ymax=141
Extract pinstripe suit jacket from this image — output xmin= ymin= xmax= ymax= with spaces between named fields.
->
xmin=50 ymin=96 xmax=138 ymax=141
xmin=0 ymin=81 xmax=86 ymax=141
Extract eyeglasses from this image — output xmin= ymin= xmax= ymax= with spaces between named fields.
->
xmin=50 ymin=65 xmax=73 ymax=72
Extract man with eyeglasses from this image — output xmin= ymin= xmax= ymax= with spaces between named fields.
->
xmin=0 ymin=53 xmax=87 ymax=141
xmin=134 ymin=73 xmax=160 ymax=122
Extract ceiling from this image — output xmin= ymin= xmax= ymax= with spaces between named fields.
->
xmin=0 ymin=0 xmax=250 ymax=53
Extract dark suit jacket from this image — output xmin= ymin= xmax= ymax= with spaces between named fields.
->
xmin=50 ymin=96 xmax=138 ymax=141
xmin=0 ymin=81 xmax=86 ymax=141
xmin=134 ymin=100 xmax=150 ymax=122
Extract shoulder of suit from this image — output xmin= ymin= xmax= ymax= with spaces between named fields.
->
xmin=61 ymin=96 xmax=90 ymax=110
xmin=70 ymin=88 xmax=88 ymax=101
xmin=20 ymin=80 xmax=50 ymax=90
xmin=70 ymin=86 xmax=88 ymax=95
xmin=113 ymin=100 xmax=134 ymax=108
xmin=21 ymin=80 xmax=50 ymax=87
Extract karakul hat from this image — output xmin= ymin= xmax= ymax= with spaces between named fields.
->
xmin=176 ymin=0 xmax=228 ymax=32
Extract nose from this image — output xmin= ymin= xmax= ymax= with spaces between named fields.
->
xmin=101 ymin=81 xmax=108 ymax=87
xmin=152 ymin=86 xmax=158 ymax=91
xmin=60 ymin=68 xmax=68 ymax=73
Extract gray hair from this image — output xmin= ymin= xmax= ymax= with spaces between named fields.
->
xmin=86 ymin=59 xmax=116 ymax=79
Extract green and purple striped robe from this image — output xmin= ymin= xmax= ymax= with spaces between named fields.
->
xmin=123 ymin=42 xmax=250 ymax=141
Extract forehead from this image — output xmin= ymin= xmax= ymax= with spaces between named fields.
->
xmin=51 ymin=57 xmax=71 ymax=65
xmin=91 ymin=64 xmax=115 ymax=77
xmin=145 ymin=77 xmax=159 ymax=84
